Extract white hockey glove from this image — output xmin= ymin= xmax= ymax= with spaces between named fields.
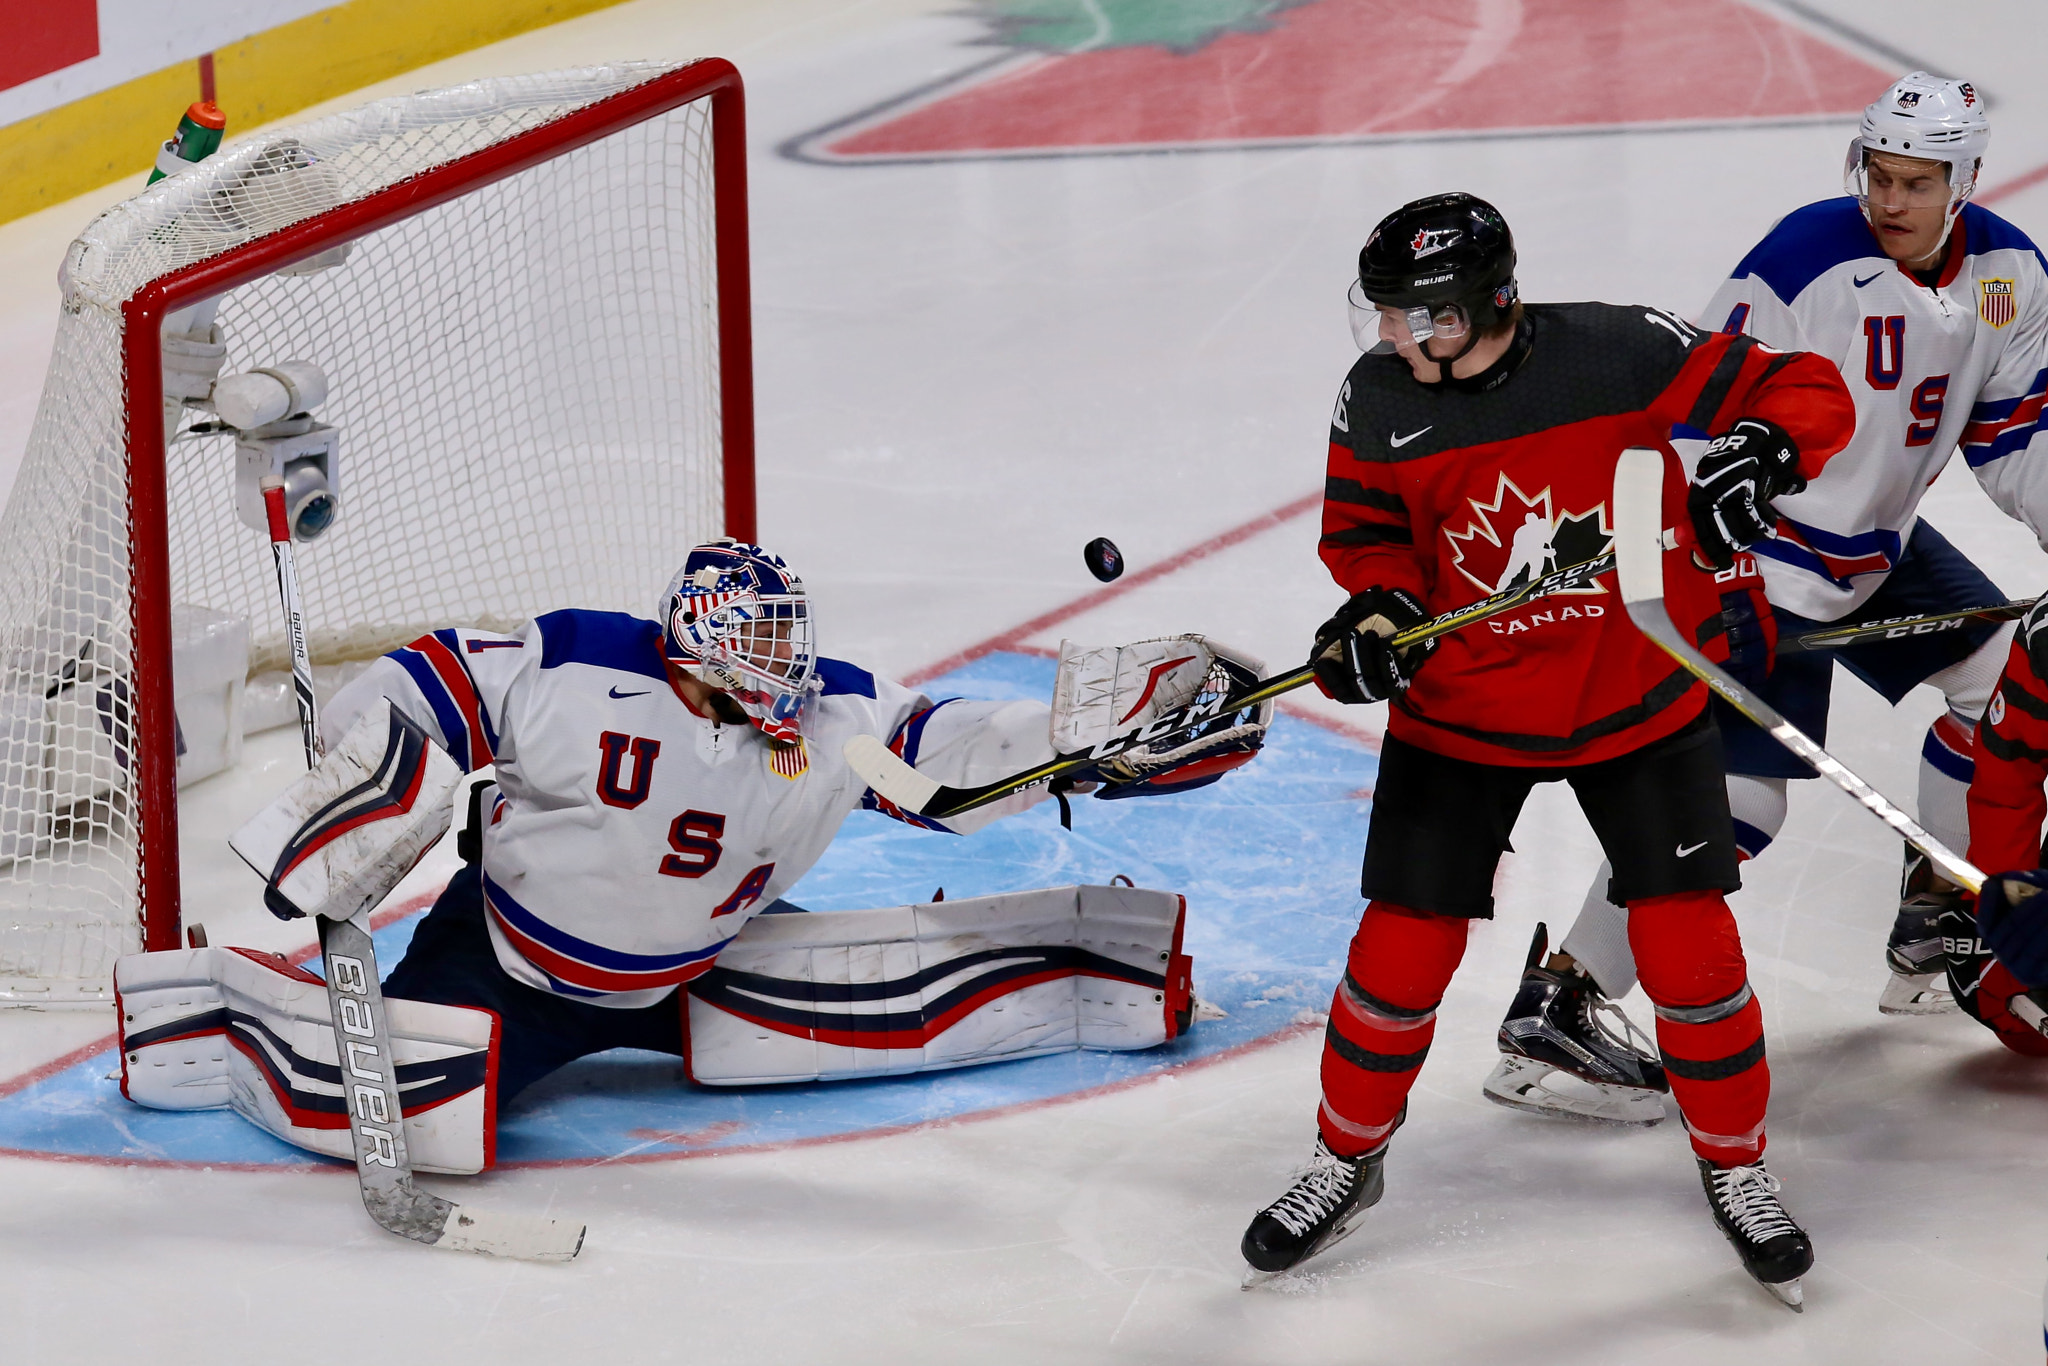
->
xmin=1050 ymin=635 xmax=1272 ymax=804
xmin=229 ymin=698 xmax=461 ymax=922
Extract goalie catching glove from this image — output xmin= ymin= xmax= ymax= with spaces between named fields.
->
xmin=1050 ymin=635 xmax=1272 ymax=798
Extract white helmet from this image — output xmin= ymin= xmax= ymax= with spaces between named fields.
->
xmin=1844 ymin=71 xmax=1988 ymax=220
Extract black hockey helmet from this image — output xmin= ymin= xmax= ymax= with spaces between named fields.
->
xmin=1356 ymin=192 xmax=1519 ymax=332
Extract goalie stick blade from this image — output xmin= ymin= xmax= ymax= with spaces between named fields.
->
xmin=1610 ymin=448 xmax=1986 ymax=895
xmin=319 ymin=914 xmax=587 ymax=1263
xmin=842 ymin=734 xmax=943 ymax=815
xmin=432 ymin=1204 xmax=586 ymax=1262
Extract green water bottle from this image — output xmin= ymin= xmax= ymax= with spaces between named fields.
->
xmin=148 ymin=100 xmax=226 ymax=184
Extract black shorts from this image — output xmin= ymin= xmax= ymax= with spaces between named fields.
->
xmin=1360 ymin=713 xmax=1740 ymax=918
xmin=1721 ymin=519 xmax=2004 ymax=779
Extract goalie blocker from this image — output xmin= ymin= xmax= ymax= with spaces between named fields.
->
xmin=117 ymin=883 xmax=1195 ymax=1169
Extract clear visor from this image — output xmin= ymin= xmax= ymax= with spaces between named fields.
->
xmin=1844 ymin=145 xmax=1969 ymax=211
xmin=1347 ymin=280 xmax=1471 ymax=355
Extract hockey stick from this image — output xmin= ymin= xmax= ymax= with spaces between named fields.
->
xmin=845 ymin=544 xmax=1622 ymax=821
xmin=1611 ymin=448 xmax=1985 ymax=893
xmin=257 ymin=476 xmax=584 ymax=1261
xmin=1778 ymin=598 xmax=2031 ymax=654
xmin=263 ymin=477 xmax=322 ymax=770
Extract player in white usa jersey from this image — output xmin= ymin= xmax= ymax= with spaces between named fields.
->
xmin=280 ymin=538 xmax=1266 ymax=1103
xmin=1478 ymin=72 xmax=2048 ymax=1126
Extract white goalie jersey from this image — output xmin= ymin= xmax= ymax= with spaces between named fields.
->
xmin=323 ymin=610 xmax=1053 ymax=1008
xmin=1703 ymin=197 xmax=2048 ymax=620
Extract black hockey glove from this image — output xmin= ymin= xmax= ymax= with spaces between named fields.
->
xmin=1977 ymin=869 xmax=2048 ymax=990
xmin=1687 ymin=418 xmax=1805 ymax=570
xmin=1311 ymin=587 xmax=1435 ymax=705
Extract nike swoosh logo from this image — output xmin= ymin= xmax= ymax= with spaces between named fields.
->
xmin=1853 ymin=272 xmax=1883 ymax=288
xmin=609 ymin=686 xmax=650 ymax=699
xmin=1389 ymin=427 xmax=1432 ymax=448
xmin=1675 ymin=840 xmax=1709 ymax=858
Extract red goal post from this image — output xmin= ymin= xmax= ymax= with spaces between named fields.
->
xmin=0 ymin=61 xmax=755 ymax=1000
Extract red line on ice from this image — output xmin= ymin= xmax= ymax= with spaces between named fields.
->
xmin=1979 ymin=160 xmax=2048 ymax=207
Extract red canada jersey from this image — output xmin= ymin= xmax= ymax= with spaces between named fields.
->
xmin=1956 ymin=637 xmax=2048 ymax=1053
xmin=1321 ymin=302 xmax=1854 ymax=767
xmin=1969 ymin=637 xmax=2048 ymax=875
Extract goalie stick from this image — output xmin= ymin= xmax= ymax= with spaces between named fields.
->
xmin=845 ymin=544 xmax=1622 ymax=821
xmin=1611 ymin=447 xmax=1985 ymax=894
xmin=1779 ymin=598 xmax=2032 ymax=654
xmin=256 ymin=476 xmax=584 ymax=1262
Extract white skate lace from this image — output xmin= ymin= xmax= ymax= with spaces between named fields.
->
xmin=1585 ymin=997 xmax=1658 ymax=1065
xmin=1710 ymin=1164 xmax=1799 ymax=1242
xmin=1265 ymin=1148 xmax=1358 ymax=1237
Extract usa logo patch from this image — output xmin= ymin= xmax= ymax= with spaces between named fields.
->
xmin=1980 ymin=278 xmax=2016 ymax=329
xmin=769 ymin=737 xmax=809 ymax=780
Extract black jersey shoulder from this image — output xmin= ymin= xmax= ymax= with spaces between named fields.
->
xmin=1334 ymin=302 xmax=1710 ymax=463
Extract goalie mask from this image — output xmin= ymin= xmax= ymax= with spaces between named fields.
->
xmin=660 ymin=539 xmax=817 ymax=744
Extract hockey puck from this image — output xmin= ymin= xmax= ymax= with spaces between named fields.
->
xmin=1083 ymin=537 xmax=1124 ymax=582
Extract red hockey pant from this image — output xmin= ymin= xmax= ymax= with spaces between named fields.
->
xmin=1318 ymin=892 xmax=1768 ymax=1167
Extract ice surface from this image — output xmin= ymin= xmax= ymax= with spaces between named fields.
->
xmin=2 ymin=0 xmax=2047 ymax=1361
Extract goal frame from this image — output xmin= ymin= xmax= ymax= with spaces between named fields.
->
xmin=120 ymin=59 xmax=756 ymax=955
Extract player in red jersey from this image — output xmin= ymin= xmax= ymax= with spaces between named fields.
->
xmin=1948 ymin=607 xmax=2048 ymax=1363
xmin=1945 ymin=599 xmax=2048 ymax=1057
xmin=1238 ymin=194 xmax=1855 ymax=1309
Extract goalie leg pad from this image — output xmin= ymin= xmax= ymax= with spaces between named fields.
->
xmin=116 ymin=946 xmax=498 ymax=1173
xmin=685 ymin=884 xmax=1193 ymax=1085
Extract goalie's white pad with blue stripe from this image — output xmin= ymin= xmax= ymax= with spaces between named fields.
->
xmin=685 ymin=884 xmax=1193 ymax=1085
xmin=116 ymin=946 xmax=498 ymax=1174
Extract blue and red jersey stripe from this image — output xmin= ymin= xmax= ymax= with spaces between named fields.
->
xmin=1961 ymin=368 xmax=2048 ymax=468
xmin=858 ymin=700 xmax=959 ymax=832
xmin=390 ymin=629 xmax=500 ymax=772
xmin=482 ymin=872 xmax=735 ymax=997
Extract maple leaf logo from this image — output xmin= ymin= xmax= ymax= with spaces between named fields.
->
xmin=1443 ymin=473 xmax=1612 ymax=596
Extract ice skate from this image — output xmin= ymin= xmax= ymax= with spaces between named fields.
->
xmin=1698 ymin=1159 xmax=1812 ymax=1311
xmin=1881 ymin=853 xmax=1959 ymax=1016
xmin=1240 ymin=1136 xmax=1385 ymax=1283
xmin=1482 ymin=923 xmax=1668 ymax=1126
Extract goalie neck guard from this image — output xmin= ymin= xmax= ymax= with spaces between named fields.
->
xmin=660 ymin=539 xmax=817 ymax=744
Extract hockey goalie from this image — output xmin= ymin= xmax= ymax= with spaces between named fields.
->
xmin=115 ymin=539 xmax=1270 ymax=1172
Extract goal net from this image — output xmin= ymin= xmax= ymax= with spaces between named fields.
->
xmin=0 ymin=60 xmax=753 ymax=1002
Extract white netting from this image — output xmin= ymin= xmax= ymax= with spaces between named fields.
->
xmin=0 ymin=61 xmax=735 ymax=1001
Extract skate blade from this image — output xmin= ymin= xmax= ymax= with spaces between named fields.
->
xmin=1878 ymin=972 xmax=1957 ymax=1016
xmin=1761 ymin=1276 xmax=1804 ymax=1312
xmin=1481 ymin=1055 xmax=1666 ymax=1127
